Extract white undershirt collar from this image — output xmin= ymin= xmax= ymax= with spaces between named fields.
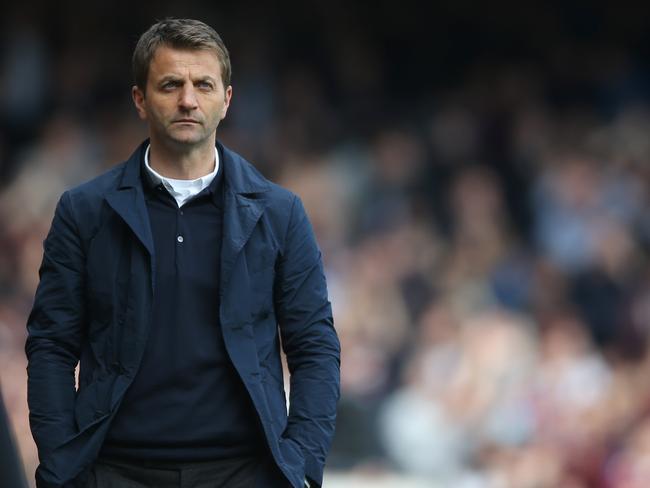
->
xmin=144 ymin=144 xmax=219 ymax=207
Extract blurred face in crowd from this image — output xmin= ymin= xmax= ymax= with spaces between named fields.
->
xmin=132 ymin=45 xmax=232 ymax=152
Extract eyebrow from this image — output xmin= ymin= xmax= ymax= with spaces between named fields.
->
xmin=194 ymin=76 xmax=217 ymax=84
xmin=157 ymin=75 xmax=217 ymax=85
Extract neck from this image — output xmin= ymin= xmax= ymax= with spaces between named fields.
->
xmin=148 ymin=137 xmax=216 ymax=180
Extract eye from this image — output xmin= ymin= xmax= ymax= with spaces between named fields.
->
xmin=196 ymin=80 xmax=214 ymax=91
xmin=161 ymin=80 xmax=181 ymax=91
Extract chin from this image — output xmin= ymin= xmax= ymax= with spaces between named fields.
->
xmin=166 ymin=131 xmax=204 ymax=144
xmin=170 ymin=136 xmax=213 ymax=148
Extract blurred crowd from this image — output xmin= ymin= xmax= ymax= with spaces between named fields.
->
xmin=3 ymin=2 xmax=650 ymax=487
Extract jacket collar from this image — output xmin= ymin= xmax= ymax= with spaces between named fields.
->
xmin=117 ymin=140 xmax=147 ymax=189
xmin=117 ymin=140 xmax=271 ymax=196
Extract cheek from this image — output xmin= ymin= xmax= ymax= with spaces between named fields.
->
xmin=205 ymin=102 xmax=226 ymax=124
xmin=218 ymin=100 xmax=229 ymax=119
xmin=147 ymin=105 xmax=171 ymax=125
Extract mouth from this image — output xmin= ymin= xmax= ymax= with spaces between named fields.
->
xmin=173 ymin=119 xmax=201 ymax=124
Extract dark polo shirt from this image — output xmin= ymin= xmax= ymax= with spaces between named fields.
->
xmin=101 ymin=150 xmax=264 ymax=462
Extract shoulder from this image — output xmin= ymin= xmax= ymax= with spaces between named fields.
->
xmin=221 ymin=143 xmax=309 ymax=237
xmin=265 ymin=180 xmax=299 ymax=214
xmin=54 ymin=155 xmax=134 ymax=243
xmin=63 ymin=162 xmax=126 ymax=212
xmin=67 ymin=163 xmax=126 ymax=199
xmin=221 ymin=142 xmax=299 ymax=210
xmin=65 ymin=141 xmax=145 ymax=207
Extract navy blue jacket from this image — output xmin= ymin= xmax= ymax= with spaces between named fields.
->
xmin=25 ymin=141 xmax=341 ymax=488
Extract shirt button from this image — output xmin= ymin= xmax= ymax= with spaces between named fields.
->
xmin=177 ymin=235 xmax=184 ymax=243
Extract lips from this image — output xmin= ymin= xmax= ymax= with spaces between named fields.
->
xmin=173 ymin=119 xmax=200 ymax=124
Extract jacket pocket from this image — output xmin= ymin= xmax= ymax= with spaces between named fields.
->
xmin=74 ymin=375 xmax=114 ymax=432
xmin=262 ymin=369 xmax=288 ymax=436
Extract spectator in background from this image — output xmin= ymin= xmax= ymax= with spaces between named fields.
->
xmin=1 ymin=389 xmax=28 ymax=488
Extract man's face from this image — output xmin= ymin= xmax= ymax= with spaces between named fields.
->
xmin=132 ymin=46 xmax=232 ymax=150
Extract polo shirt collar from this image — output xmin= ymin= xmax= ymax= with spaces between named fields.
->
xmin=142 ymin=144 xmax=222 ymax=207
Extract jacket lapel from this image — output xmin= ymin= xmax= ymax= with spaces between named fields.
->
xmin=105 ymin=144 xmax=155 ymax=259
xmin=219 ymin=142 xmax=271 ymax=294
xmin=221 ymin=191 xmax=267 ymax=292
xmin=105 ymin=188 xmax=155 ymax=258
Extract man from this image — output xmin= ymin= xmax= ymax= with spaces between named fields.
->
xmin=25 ymin=18 xmax=340 ymax=488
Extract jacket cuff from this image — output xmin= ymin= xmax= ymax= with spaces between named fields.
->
xmin=303 ymin=453 xmax=323 ymax=487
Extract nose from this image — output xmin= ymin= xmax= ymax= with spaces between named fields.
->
xmin=178 ymin=85 xmax=198 ymax=111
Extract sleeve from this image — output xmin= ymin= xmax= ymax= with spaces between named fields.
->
xmin=274 ymin=195 xmax=341 ymax=487
xmin=25 ymin=191 xmax=87 ymax=462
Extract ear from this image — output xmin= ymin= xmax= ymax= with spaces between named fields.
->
xmin=132 ymin=85 xmax=147 ymax=120
xmin=220 ymin=85 xmax=233 ymax=120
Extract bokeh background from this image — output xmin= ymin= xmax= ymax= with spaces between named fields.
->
xmin=3 ymin=2 xmax=650 ymax=487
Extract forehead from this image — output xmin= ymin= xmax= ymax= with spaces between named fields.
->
xmin=148 ymin=46 xmax=222 ymax=80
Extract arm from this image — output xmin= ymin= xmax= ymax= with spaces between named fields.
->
xmin=25 ymin=191 xmax=86 ymax=462
xmin=274 ymin=195 xmax=341 ymax=487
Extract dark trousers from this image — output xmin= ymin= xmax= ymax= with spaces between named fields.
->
xmin=85 ymin=455 xmax=290 ymax=488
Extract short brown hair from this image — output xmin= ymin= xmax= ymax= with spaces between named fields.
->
xmin=132 ymin=18 xmax=231 ymax=91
